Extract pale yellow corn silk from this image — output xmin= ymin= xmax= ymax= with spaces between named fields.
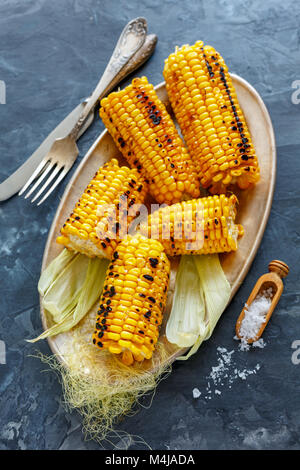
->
xmin=33 ymin=250 xmax=229 ymax=444
xmin=34 ymin=303 xmax=171 ymax=445
xmin=32 ymin=248 xmax=170 ymax=444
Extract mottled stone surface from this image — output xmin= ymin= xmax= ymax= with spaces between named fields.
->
xmin=0 ymin=0 xmax=300 ymax=450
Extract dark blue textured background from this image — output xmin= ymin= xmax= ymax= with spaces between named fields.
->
xmin=0 ymin=0 xmax=300 ymax=450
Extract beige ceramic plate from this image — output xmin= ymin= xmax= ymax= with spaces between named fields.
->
xmin=40 ymin=74 xmax=276 ymax=365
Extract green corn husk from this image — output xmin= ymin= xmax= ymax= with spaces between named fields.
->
xmin=166 ymin=254 xmax=231 ymax=360
xmin=29 ymin=250 xmax=109 ymax=342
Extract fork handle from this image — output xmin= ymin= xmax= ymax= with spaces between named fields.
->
xmin=69 ymin=17 xmax=148 ymax=140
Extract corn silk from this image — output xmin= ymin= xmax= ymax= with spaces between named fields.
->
xmin=32 ymin=250 xmax=230 ymax=444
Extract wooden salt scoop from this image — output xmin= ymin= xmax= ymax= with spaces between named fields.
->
xmin=236 ymin=260 xmax=289 ymax=343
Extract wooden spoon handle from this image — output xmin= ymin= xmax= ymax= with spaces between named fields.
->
xmin=268 ymin=260 xmax=289 ymax=278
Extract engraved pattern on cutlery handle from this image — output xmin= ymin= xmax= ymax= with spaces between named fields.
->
xmin=88 ymin=34 xmax=157 ymax=112
xmin=70 ymin=18 xmax=147 ymax=140
xmin=106 ymin=17 xmax=147 ymax=73
xmin=118 ymin=33 xmax=157 ymax=78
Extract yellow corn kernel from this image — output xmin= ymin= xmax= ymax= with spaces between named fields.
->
xmin=120 ymin=331 xmax=133 ymax=341
xmin=107 ymin=332 xmax=121 ymax=341
xmin=143 ymin=196 xmax=243 ymax=256
xmin=57 ymin=158 xmax=148 ymax=259
xmin=163 ymin=42 xmax=260 ymax=194
xmin=92 ymin=234 xmax=170 ymax=365
xmin=100 ymin=76 xmax=200 ymax=204
xmin=108 ymin=345 xmax=122 ymax=354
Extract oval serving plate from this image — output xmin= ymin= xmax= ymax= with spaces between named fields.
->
xmin=40 ymin=74 xmax=276 ymax=367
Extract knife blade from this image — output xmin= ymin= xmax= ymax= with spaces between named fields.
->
xmin=0 ymin=101 xmax=94 ymax=201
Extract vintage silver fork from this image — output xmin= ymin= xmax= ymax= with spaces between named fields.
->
xmin=19 ymin=18 xmax=154 ymax=205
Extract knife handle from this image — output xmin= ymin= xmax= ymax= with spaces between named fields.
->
xmin=70 ymin=17 xmax=153 ymax=140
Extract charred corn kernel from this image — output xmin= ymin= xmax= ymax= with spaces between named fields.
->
xmin=140 ymin=195 xmax=243 ymax=256
xmin=100 ymin=76 xmax=200 ymax=204
xmin=92 ymin=234 xmax=170 ymax=365
xmin=163 ymin=42 xmax=260 ymax=194
xmin=57 ymin=158 xmax=148 ymax=259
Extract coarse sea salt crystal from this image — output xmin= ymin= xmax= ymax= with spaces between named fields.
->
xmin=203 ymin=347 xmax=262 ymax=399
xmin=239 ymin=291 xmax=272 ymax=342
xmin=235 ymin=336 xmax=267 ymax=351
xmin=252 ymin=338 xmax=266 ymax=349
xmin=192 ymin=388 xmax=201 ymax=398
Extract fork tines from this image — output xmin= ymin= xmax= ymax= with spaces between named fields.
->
xmin=19 ymin=159 xmax=68 ymax=206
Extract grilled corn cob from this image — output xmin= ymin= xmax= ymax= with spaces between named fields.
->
xmin=92 ymin=234 xmax=170 ymax=365
xmin=140 ymin=195 xmax=243 ymax=256
xmin=163 ymin=42 xmax=260 ymax=194
xmin=56 ymin=159 xmax=148 ymax=259
xmin=100 ymin=76 xmax=200 ymax=205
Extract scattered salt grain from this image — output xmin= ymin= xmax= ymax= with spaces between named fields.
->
xmin=237 ymin=338 xmax=251 ymax=351
xmin=192 ymin=346 xmax=262 ymax=400
xmin=209 ymin=347 xmax=234 ymax=384
xmin=205 ymin=347 xmax=261 ymax=398
xmin=252 ymin=338 xmax=266 ymax=349
xmin=192 ymin=388 xmax=201 ymax=399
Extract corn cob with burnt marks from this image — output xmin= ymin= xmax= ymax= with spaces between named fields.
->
xmin=92 ymin=234 xmax=170 ymax=365
xmin=163 ymin=41 xmax=260 ymax=194
xmin=57 ymin=159 xmax=148 ymax=259
xmin=100 ymin=76 xmax=200 ymax=205
xmin=140 ymin=194 xmax=243 ymax=256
